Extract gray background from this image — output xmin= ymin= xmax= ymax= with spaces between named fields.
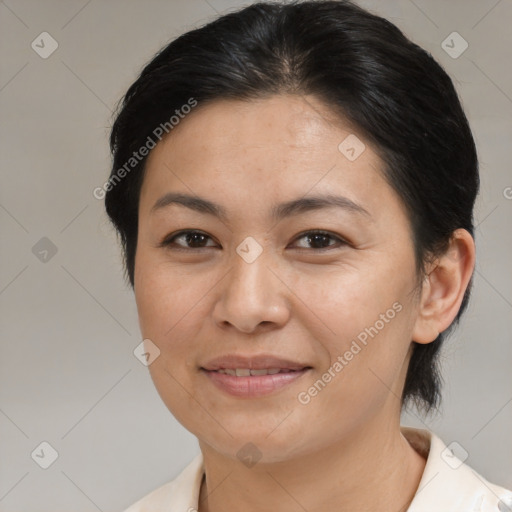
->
xmin=1 ymin=0 xmax=511 ymax=510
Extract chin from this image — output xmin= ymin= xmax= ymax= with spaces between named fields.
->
xmin=196 ymin=420 xmax=313 ymax=464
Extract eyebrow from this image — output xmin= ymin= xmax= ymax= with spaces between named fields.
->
xmin=150 ymin=192 xmax=371 ymax=221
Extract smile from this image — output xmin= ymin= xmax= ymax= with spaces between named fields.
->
xmin=213 ymin=368 xmax=301 ymax=376
xmin=201 ymin=367 xmax=311 ymax=397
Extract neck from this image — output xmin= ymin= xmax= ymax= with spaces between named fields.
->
xmin=198 ymin=418 xmax=426 ymax=512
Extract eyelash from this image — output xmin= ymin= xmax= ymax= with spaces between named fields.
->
xmin=158 ymin=229 xmax=349 ymax=253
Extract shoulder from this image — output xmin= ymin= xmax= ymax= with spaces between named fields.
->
xmin=402 ymin=426 xmax=512 ymax=512
xmin=121 ymin=453 xmax=204 ymax=512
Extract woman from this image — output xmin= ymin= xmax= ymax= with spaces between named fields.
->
xmin=104 ymin=1 xmax=512 ymax=510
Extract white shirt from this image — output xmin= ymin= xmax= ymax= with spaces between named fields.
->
xmin=122 ymin=426 xmax=512 ymax=511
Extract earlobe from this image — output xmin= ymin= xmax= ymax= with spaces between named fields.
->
xmin=411 ymin=229 xmax=476 ymax=345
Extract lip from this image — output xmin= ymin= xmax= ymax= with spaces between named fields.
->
xmin=201 ymin=354 xmax=309 ymax=371
xmin=200 ymin=354 xmax=312 ymax=398
xmin=201 ymin=368 xmax=311 ymax=397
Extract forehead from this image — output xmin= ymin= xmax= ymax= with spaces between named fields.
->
xmin=139 ymin=94 xmax=392 ymax=220
xmin=147 ymin=94 xmax=361 ymax=162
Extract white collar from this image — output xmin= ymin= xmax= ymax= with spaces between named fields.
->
xmin=124 ymin=426 xmax=512 ymax=511
xmin=401 ymin=426 xmax=511 ymax=511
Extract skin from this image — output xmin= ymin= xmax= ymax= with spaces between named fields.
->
xmin=134 ymin=94 xmax=475 ymax=512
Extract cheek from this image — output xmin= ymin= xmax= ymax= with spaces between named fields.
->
xmin=293 ymin=262 xmax=415 ymax=405
xmin=135 ymin=253 xmax=209 ymax=340
xmin=292 ymin=261 xmax=404 ymax=341
xmin=134 ymin=256 xmax=213 ymax=425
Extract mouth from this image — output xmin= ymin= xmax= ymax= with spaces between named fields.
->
xmin=209 ymin=367 xmax=306 ymax=376
xmin=200 ymin=355 xmax=312 ymax=397
xmin=201 ymin=354 xmax=310 ymax=372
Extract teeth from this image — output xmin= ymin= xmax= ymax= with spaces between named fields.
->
xmin=249 ymin=369 xmax=270 ymax=376
xmin=215 ymin=368 xmax=296 ymax=376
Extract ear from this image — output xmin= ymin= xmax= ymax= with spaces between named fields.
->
xmin=412 ymin=229 xmax=476 ymax=344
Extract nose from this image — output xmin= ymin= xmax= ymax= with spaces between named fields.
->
xmin=212 ymin=245 xmax=291 ymax=334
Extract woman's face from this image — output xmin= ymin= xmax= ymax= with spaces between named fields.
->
xmin=134 ymin=94 xmax=422 ymax=462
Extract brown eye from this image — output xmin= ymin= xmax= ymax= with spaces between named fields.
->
xmin=291 ymin=230 xmax=347 ymax=251
xmin=160 ymin=230 xmax=218 ymax=250
xmin=159 ymin=229 xmax=348 ymax=252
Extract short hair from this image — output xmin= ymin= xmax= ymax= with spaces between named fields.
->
xmin=105 ymin=0 xmax=479 ymax=415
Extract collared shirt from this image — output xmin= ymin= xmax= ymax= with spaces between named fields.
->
xmin=122 ymin=426 xmax=512 ymax=512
